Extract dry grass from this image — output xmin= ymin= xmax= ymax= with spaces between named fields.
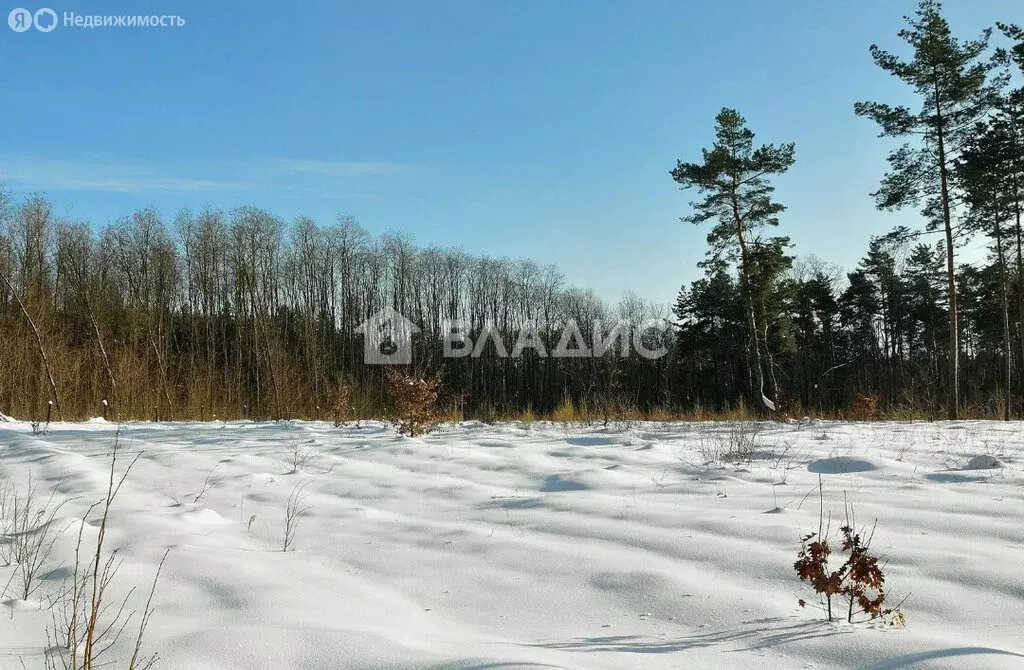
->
xmin=696 ymin=421 xmax=763 ymax=464
xmin=282 ymin=481 xmax=313 ymax=552
xmin=550 ymin=395 xmax=584 ymax=423
xmin=517 ymin=408 xmax=538 ymax=423
xmin=0 ymin=375 xmax=1002 ymax=425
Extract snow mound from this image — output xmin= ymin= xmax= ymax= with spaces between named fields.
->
xmin=965 ymin=454 xmax=1003 ymax=470
xmin=245 ymin=472 xmax=278 ymax=485
xmin=807 ymin=456 xmax=878 ymax=474
xmin=539 ymin=474 xmax=589 ymax=492
xmin=180 ymin=508 xmax=232 ymax=525
xmin=2 ymin=598 xmax=45 ymax=612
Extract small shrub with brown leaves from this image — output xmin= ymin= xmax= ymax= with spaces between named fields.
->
xmin=794 ymin=485 xmax=904 ymax=625
xmin=329 ymin=383 xmax=353 ymax=428
xmin=385 ymin=369 xmax=441 ymax=436
xmin=852 ymin=393 xmax=879 ymax=420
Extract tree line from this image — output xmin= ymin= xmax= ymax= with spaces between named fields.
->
xmin=2 ymin=1 xmax=1023 ymax=422
xmin=0 ymin=191 xmax=672 ymax=421
xmin=673 ymin=2 xmax=1024 ymax=420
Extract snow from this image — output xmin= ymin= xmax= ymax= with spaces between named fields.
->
xmin=807 ymin=455 xmax=880 ymax=474
xmin=966 ymin=454 xmax=1004 ymax=470
xmin=1 ymin=418 xmax=1023 ymax=669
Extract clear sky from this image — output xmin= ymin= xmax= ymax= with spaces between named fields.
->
xmin=2 ymin=0 xmax=1022 ymax=306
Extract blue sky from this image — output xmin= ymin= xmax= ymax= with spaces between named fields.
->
xmin=1 ymin=0 xmax=1022 ymax=306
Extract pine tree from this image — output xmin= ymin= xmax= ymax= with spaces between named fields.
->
xmin=995 ymin=24 xmax=1024 ymax=398
xmin=854 ymin=0 xmax=1001 ymax=419
xmin=673 ymin=266 xmax=746 ymax=409
xmin=958 ymin=121 xmax=1015 ymax=418
xmin=997 ymin=23 xmax=1024 ymax=70
xmin=670 ymin=108 xmax=796 ymax=411
xmin=904 ymin=242 xmax=947 ymax=377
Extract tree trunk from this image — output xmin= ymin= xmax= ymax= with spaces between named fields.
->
xmin=934 ymin=92 xmax=959 ymax=420
xmin=995 ymin=216 xmax=1011 ymax=420
xmin=1014 ymin=194 xmax=1024 ymax=395
xmin=731 ymin=186 xmax=774 ymax=412
xmin=79 ymin=283 xmax=119 ymax=415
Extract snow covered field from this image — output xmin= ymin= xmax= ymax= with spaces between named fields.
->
xmin=1 ymin=417 xmax=1022 ymax=669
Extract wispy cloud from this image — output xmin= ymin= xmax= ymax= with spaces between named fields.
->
xmin=0 ymin=156 xmax=250 ymax=193
xmin=0 ymin=155 xmax=412 ymax=195
xmin=270 ymin=159 xmax=411 ymax=178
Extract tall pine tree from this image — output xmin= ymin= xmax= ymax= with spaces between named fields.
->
xmin=854 ymin=0 xmax=1000 ymax=419
xmin=670 ymin=108 xmax=795 ymax=411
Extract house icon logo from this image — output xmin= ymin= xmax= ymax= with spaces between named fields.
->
xmin=355 ymin=308 xmax=421 ymax=365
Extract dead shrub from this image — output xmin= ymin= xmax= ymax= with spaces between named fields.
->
xmin=1 ymin=473 xmax=70 ymax=601
xmin=794 ymin=480 xmax=905 ymax=625
xmin=329 ymin=383 xmax=353 ymax=428
xmin=282 ymin=481 xmax=313 ymax=552
xmin=697 ymin=421 xmax=761 ymax=464
xmin=47 ymin=430 xmax=170 ymax=670
xmin=384 ymin=369 xmax=441 ymax=436
xmin=853 ymin=393 xmax=879 ymax=420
